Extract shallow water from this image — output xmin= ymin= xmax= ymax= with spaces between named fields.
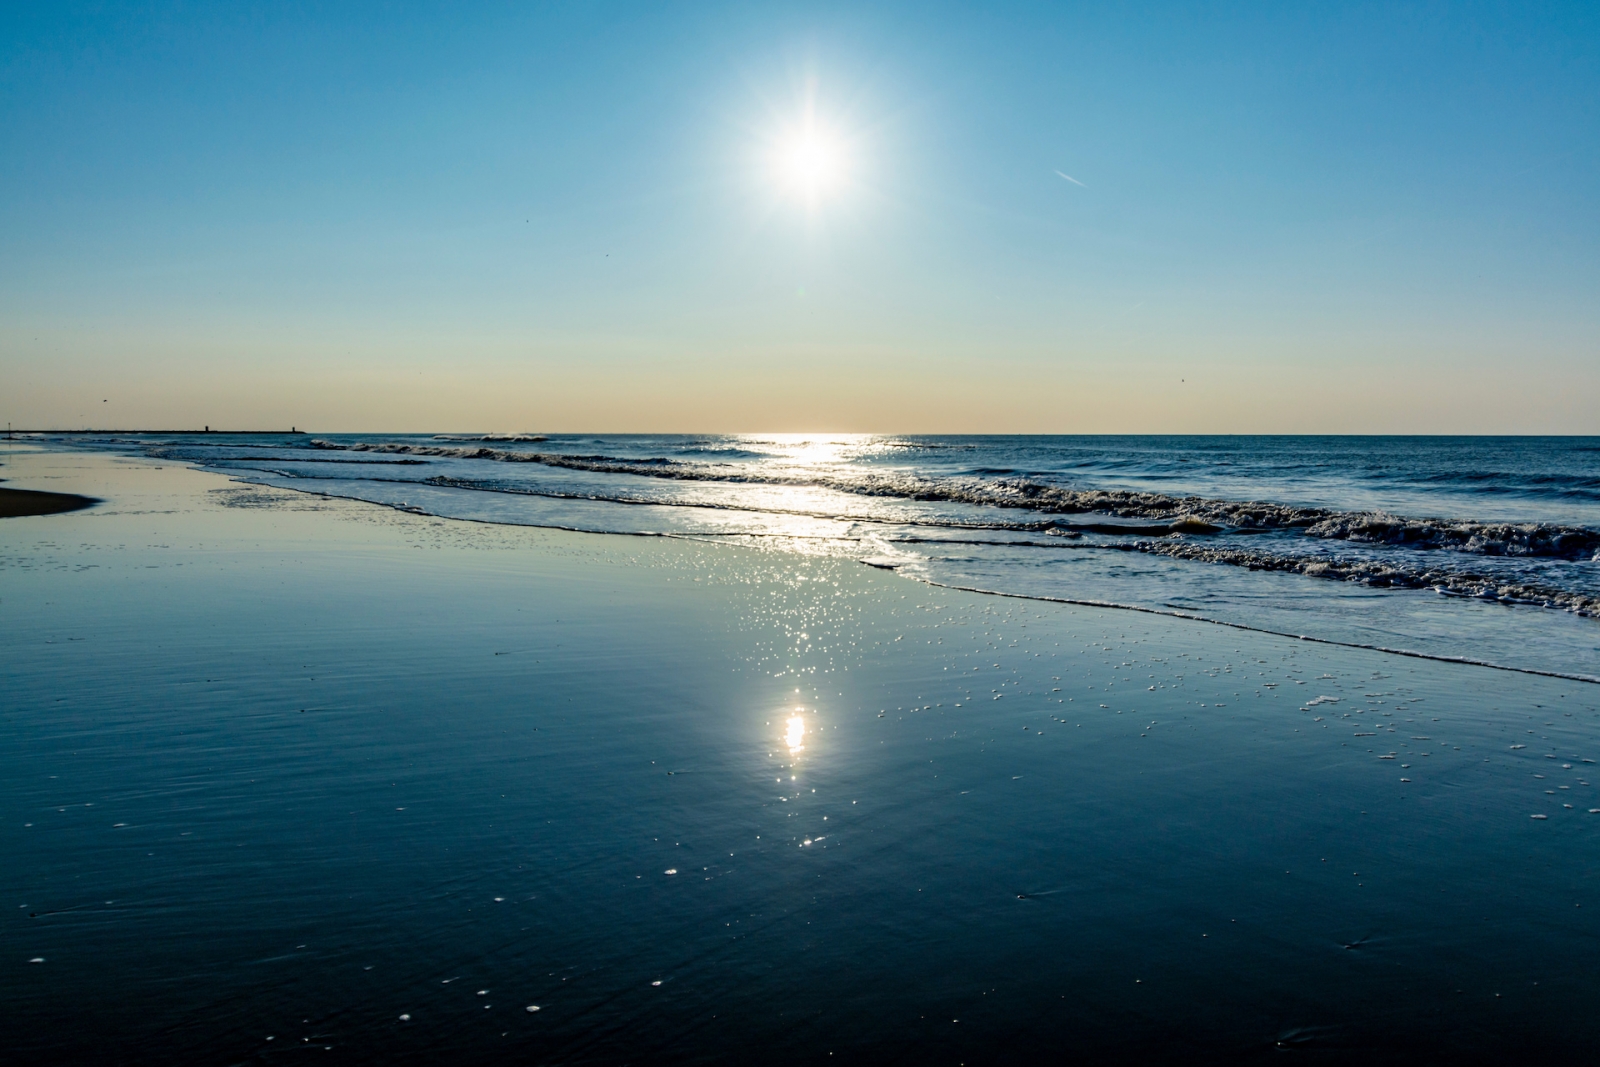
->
xmin=4 ymin=452 xmax=1600 ymax=1064
xmin=40 ymin=433 xmax=1600 ymax=679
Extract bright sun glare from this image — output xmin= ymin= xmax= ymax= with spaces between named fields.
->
xmin=785 ymin=713 xmax=806 ymax=753
xmin=774 ymin=125 xmax=845 ymax=201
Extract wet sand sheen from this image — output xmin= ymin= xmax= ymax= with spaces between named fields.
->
xmin=3 ymin=449 xmax=1599 ymax=1065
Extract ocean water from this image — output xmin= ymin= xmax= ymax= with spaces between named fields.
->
xmin=51 ymin=433 xmax=1600 ymax=679
xmin=6 ymin=450 xmax=1600 ymax=1064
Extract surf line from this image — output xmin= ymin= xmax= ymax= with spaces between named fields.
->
xmin=899 ymin=574 xmax=1600 ymax=686
xmin=207 ymin=474 xmax=875 ymax=544
xmin=192 ymin=469 xmax=1599 ymax=685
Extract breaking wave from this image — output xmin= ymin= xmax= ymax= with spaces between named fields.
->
xmin=1125 ymin=540 xmax=1600 ymax=618
xmin=50 ymin=432 xmax=1600 ymax=675
xmin=308 ymin=439 xmax=1600 ymax=561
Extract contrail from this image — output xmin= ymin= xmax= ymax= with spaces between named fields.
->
xmin=1055 ymin=170 xmax=1086 ymax=187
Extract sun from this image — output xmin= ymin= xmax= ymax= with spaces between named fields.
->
xmin=772 ymin=124 xmax=846 ymax=201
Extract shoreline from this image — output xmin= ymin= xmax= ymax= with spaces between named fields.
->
xmin=157 ymin=461 xmax=1600 ymax=687
xmin=64 ymin=430 xmax=1597 ymax=683
xmin=16 ymin=441 xmax=1600 ymax=684
xmin=918 ymin=577 xmax=1600 ymax=686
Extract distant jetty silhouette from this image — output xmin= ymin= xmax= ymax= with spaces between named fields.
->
xmin=7 ymin=428 xmax=308 ymax=436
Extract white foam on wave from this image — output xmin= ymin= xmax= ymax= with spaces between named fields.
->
xmin=1128 ymin=538 xmax=1600 ymax=618
xmin=306 ymin=439 xmax=1600 ymax=561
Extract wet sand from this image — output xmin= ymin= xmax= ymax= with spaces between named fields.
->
xmin=3 ymin=448 xmax=1599 ymax=1065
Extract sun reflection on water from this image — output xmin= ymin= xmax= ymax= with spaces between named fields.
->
xmin=785 ymin=712 xmax=806 ymax=755
xmin=735 ymin=433 xmax=880 ymax=469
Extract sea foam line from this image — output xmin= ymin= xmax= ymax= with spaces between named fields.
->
xmin=1128 ymin=539 xmax=1600 ymax=617
xmin=212 ymin=469 xmax=1600 ymax=681
xmin=306 ymin=439 xmax=1600 ymax=560
xmin=243 ymin=461 xmax=1600 ymax=617
xmin=900 ymin=576 xmax=1600 ymax=686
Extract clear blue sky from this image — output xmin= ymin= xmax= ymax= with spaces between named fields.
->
xmin=3 ymin=1 xmax=1597 ymax=432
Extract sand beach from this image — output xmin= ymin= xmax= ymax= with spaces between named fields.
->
xmin=3 ymin=445 xmax=1598 ymax=1063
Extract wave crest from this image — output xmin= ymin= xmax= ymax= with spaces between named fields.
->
xmin=1132 ymin=540 xmax=1600 ymax=617
xmin=304 ymin=440 xmax=1600 ymax=560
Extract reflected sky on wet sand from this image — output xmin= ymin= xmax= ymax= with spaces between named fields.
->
xmin=3 ymin=451 xmax=1600 ymax=1064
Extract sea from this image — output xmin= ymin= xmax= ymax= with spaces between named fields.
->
xmin=50 ymin=432 xmax=1600 ymax=680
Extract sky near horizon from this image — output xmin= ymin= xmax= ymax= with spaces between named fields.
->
xmin=2 ymin=1 xmax=1597 ymax=434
